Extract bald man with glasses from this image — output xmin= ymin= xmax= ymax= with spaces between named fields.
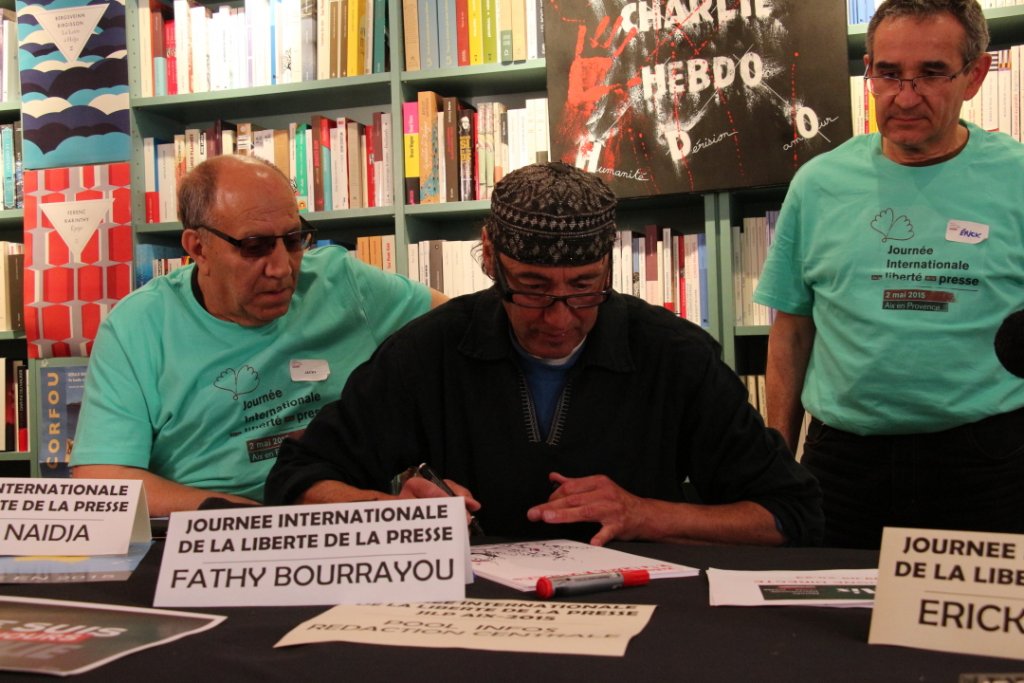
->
xmin=267 ymin=162 xmax=824 ymax=547
xmin=72 ymin=155 xmax=445 ymax=515
xmin=755 ymin=0 xmax=1024 ymax=548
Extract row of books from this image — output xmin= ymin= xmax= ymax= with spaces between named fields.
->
xmin=136 ymin=0 xmax=386 ymax=98
xmin=151 ymin=255 xmax=192 ymax=278
xmin=731 ymin=213 xmax=778 ymax=328
xmin=406 ymin=93 xmax=549 ymax=204
xmin=0 ymin=241 xmax=24 ymax=333
xmin=0 ymin=121 xmax=23 ymax=210
xmin=402 ymin=0 xmax=545 ymax=71
xmin=352 ymin=234 xmax=398 ymax=272
xmin=0 ymin=9 xmax=16 ymax=104
xmin=407 ymin=238 xmax=490 ymax=297
xmin=402 ymin=230 xmax=711 ymax=329
xmin=850 ymin=44 xmax=1024 ymax=142
xmin=848 ymin=0 xmax=1024 ymax=24
xmin=611 ymin=228 xmax=710 ymax=330
xmin=846 ymin=0 xmax=884 ymax=25
xmin=142 ymin=112 xmax=394 ymax=223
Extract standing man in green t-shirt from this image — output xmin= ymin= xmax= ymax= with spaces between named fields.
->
xmin=755 ymin=0 xmax=1024 ymax=548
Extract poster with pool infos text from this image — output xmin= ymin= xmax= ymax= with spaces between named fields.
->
xmin=154 ymin=499 xmax=469 ymax=608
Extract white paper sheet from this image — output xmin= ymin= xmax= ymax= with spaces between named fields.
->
xmin=707 ymin=567 xmax=877 ymax=607
xmin=470 ymin=539 xmax=699 ymax=591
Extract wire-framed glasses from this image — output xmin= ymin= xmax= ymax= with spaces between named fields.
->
xmin=198 ymin=216 xmax=317 ymax=259
xmin=863 ymin=61 xmax=973 ymax=96
xmin=493 ymin=256 xmax=612 ymax=309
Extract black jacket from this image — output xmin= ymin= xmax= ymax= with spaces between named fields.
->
xmin=266 ymin=288 xmax=824 ymax=545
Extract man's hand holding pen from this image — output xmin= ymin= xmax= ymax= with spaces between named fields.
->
xmin=391 ymin=463 xmax=484 ymax=535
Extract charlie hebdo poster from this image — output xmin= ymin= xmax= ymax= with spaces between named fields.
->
xmin=545 ymin=0 xmax=853 ymax=197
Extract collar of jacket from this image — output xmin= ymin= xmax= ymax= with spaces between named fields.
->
xmin=458 ymin=287 xmax=635 ymax=374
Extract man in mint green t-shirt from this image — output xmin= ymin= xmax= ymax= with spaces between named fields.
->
xmin=70 ymin=155 xmax=444 ymax=516
xmin=755 ymin=0 xmax=1024 ymax=548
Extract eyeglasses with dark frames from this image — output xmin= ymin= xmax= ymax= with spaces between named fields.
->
xmin=492 ymin=255 xmax=612 ymax=309
xmin=863 ymin=60 xmax=974 ymax=96
xmin=198 ymin=216 xmax=317 ymax=259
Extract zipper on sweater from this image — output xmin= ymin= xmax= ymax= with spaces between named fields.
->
xmin=516 ymin=369 xmax=570 ymax=446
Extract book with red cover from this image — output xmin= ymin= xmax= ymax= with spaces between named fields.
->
xmin=310 ymin=114 xmax=336 ymax=211
xmin=23 ymin=163 xmax=134 ymax=359
xmin=164 ymin=17 xmax=178 ymax=94
xmin=454 ymin=0 xmax=469 ymax=66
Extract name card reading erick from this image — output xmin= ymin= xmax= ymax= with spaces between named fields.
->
xmin=154 ymin=498 xmax=468 ymax=608
xmin=0 ymin=478 xmax=150 ymax=556
xmin=869 ymin=527 xmax=1024 ymax=661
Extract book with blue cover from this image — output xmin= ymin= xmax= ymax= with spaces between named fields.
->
xmin=16 ymin=0 xmax=130 ymax=169
xmin=34 ymin=360 xmax=87 ymax=478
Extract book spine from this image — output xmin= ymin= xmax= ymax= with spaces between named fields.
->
xmin=330 ymin=120 xmax=348 ymax=209
xmin=418 ymin=0 xmax=439 ymax=70
xmin=379 ymin=111 xmax=393 ymax=206
xmin=443 ymin=97 xmax=460 ymax=202
xmin=402 ymin=0 xmax=420 ymax=70
xmin=1 ymin=124 xmax=13 ymax=210
xmin=510 ymin=0 xmax=526 ymax=62
xmin=417 ymin=91 xmax=442 ymax=203
xmin=15 ymin=361 xmax=27 ymax=452
xmin=310 ymin=115 xmax=326 ymax=211
xmin=457 ymin=107 xmax=475 ymax=201
xmin=467 ymin=0 xmax=482 ymax=65
xmin=347 ymin=0 xmax=362 ymax=75
xmin=364 ymin=122 xmax=376 ymax=208
xmin=480 ymin=0 xmax=497 ymax=63
xmin=437 ymin=0 xmax=457 ymax=69
xmin=346 ymin=120 xmax=364 ymax=209
xmin=499 ymin=0 xmax=512 ymax=64
xmin=403 ymin=101 xmax=420 ymax=204
xmin=455 ymin=0 xmax=470 ymax=66
xmin=372 ymin=0 xmax=387 ymax=73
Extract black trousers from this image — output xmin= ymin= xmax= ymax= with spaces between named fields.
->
xmin=802 ymin=406 xmax=1024 ymax=549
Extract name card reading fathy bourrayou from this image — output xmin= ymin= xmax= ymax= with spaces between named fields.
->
xmin=154 ymin=498 xmax=469 ymax=608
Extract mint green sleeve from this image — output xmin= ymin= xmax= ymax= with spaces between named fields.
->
xmin=70 ymin=319 xmax=155 ymax=470
xmin=345 ymin=254 xmax=434 ymax=342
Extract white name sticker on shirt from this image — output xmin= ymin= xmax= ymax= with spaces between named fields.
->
xmin=290 ymin=359 xmax=330 ymax=382
xmin=945 ymin=220 xmax=989 ymax=244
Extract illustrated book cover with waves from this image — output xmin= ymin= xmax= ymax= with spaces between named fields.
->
xmin=16 ymin=0 xmax=129 ymax=170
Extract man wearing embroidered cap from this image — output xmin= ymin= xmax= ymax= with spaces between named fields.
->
xmin=267 ymin=162 xmax=824 ymax=546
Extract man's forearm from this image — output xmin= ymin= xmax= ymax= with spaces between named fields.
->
xmin=637 ymin=499 xmax=786 ymax=546
xmin=764 ymin=313 xmax=816 ymax=451
xmin=72 ymin=465 xmax=257 ymax=517
xmin=296 ymin=479 xmax=396 ymax=505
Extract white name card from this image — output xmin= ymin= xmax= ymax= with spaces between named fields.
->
xmin=869 ymin=527 xmax=1024 ymax=661
xmin=0 ymin=478 xmax=150 ymax=556
xmin=154 ymin=498 xmax=469 ymax=608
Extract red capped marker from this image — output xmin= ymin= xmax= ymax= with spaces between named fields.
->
xmin=535 ymin=569 xmax=650 ymax=599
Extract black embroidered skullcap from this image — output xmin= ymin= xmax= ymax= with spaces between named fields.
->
xmin=488 ymin=162 xmax=617 ymax=265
